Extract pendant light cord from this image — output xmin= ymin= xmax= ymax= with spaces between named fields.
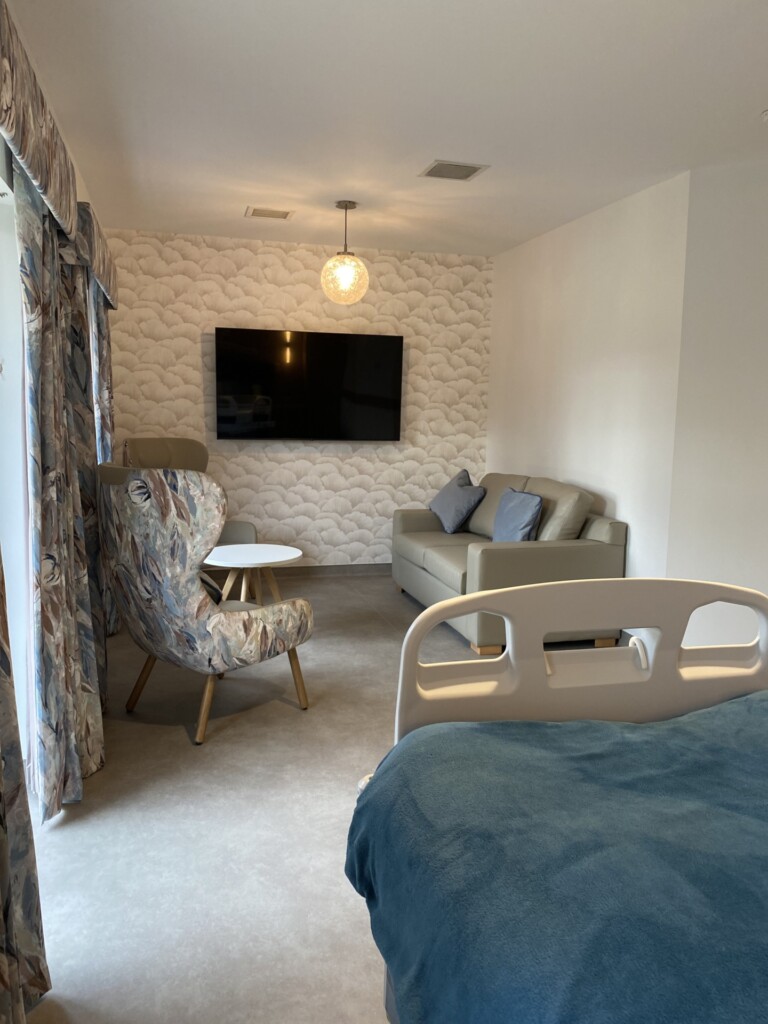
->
xmin=343 ymin=205 xmax=349 ymax=253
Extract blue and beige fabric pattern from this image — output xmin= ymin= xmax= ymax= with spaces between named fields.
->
xmin=99 ymin=467 xmax=312 ymax=683
xmin=88 ymin=275 xmax=116 ymax=466
xmin=0 ymin=552 xmax=51 ymax=1019
xmin=14 ymin=163 xmax=109 ymax=822
xmin=0 ymin=1 xmax=117 ymax=306
xmin=0 ymin=0 xmax=76 ymax=237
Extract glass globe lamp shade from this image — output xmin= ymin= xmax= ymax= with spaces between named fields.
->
xmin=321 ymin=252 xmax=369 ymax=305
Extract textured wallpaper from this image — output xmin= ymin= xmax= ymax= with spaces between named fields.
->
xmin=107 ymin=230 xmax=492 ymax=564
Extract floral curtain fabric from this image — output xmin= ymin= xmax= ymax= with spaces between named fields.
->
xmin=0 ymin=1 xmax=118 ymax=306
xmin=77 ymin=203 xmax=118 ymax=310
xmin=0 ymin=551 xmax=51 ymax=1019
xmin=0 ymin=0 xmax=77 ymax=238
xmin=14 ymin=164 xmax=107 ymax=822
xmin=88 ymin=276 xmax=116 ymax=467
xmin=88 ymin=277 xmax=120 ymax=637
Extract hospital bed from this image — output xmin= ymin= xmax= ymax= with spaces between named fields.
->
xmin=346 ymin=578 xmax=768 ymax=1024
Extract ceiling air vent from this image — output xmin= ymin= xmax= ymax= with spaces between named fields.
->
xmin=244 ymin=206 xmax=294 ymax=219
xmin=420 ymin=160 xmax=489 ymax=182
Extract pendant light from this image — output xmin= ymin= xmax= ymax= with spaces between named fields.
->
xmin=321 ymin=200 xmax=369 ymax=305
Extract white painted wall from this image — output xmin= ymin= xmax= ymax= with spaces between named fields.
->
xmin=667 ymin=159 xmax=768 ymax=643
xmin=487 ymin=174 xmax=690 ymax=577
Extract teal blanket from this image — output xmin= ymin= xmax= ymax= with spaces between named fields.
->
xmin=346 ymin=692 xmax=768 ymax=1023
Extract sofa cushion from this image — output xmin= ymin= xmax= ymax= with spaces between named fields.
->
xmin=466 ymin=473 xmax=530 ymax=537
xmin=429 ymin=471 xmax=486 ymax=534
xmin=396 ymin=531 xmax=475 ymax=569
xmin=492 ymin=489 xmax=543 ymax=542
xmin=526 ymin=477 xmax=593 ymax=541
xmin=423 ymin=546 xmax=469 ymax=593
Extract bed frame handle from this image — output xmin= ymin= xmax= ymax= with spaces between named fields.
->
xmin=395 ymin=578 xmax=768 ymax=741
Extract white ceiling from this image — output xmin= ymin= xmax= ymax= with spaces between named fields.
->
xmin=9 ymin=0 xmax=768 ymax=255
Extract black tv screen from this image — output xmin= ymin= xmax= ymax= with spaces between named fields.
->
xmin=215 ymin=328 xmax=404 ymax=441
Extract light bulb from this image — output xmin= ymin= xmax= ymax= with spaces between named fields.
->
xmin=321 ymin=253 xmax=369 ymax=305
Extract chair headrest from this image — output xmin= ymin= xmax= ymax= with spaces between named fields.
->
xmin=123 ymin=436 xmax=209 ymax=472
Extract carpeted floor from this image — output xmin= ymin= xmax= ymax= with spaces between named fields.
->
xmin=27 ymin=573 xmax=469 ymax=1024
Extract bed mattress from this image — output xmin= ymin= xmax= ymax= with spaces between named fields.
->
xmin=346 ymin=691 xmax=768 ymax=1024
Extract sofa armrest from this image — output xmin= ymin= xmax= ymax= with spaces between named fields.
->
xmin=467 ymin=539 xmax=626 ymax=593
xmin=579 ymin=514 xmax=627 ymax=546
xmin=393 ymin=508 xmax=443 ymax=537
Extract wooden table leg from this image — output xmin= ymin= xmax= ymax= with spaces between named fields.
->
xmin=249 ymin=568 xmax=263 ymax=604
xmin=263 ymin=565 xmax=282 ymax=603
xmin=221 ymin=569 xmax=238 ymax=601
xmin=241 ymin=568 xmax=251 ymax=602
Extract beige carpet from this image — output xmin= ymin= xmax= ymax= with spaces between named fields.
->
xmin=27 ymin=573 xmax=468 ymax=1024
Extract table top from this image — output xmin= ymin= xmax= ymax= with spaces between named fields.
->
xmin=204 ymin=543 xmax=303 ymax=569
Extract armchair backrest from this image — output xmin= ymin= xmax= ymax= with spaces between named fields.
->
xmin=123 ymin=436 xmax=209 ymax=472
xmin=98 ymin=466 xmax=226 ymax=672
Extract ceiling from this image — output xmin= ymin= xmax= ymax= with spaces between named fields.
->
xmin=9 ymin=0 xmax=768 ymax=255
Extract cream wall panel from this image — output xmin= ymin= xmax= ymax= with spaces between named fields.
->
xmin=108 ymin=231 xmax=491 ymax=564
xmin=487 ymin=174 xmax=690 ymax=578
xmin=667 ymin=158 xmax=768 ymax=644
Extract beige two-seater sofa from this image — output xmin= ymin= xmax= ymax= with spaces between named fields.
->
xmin=392 ymin=473 xmax=628 ymax=652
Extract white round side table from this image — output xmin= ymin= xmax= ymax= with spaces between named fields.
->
xmin=204 ymin=542 xmax=302 ymax=603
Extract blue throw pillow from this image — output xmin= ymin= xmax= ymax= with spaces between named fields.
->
xmin=492 ymin=488 xmax=543 ymax=542
xmin=429 ymin=470 xmax=486 ymax=534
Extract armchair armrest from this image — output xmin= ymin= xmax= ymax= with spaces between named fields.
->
xmin=467 ymin=539 xmax=626 ymax=594
xmin=393 ymin=508 xmax=443 ymax=537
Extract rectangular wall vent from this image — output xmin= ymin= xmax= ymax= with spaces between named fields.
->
xmin=420 ymin=160 xmax=489 ymax=182
xmin=244 ymin=206 xmax=294 ymax=219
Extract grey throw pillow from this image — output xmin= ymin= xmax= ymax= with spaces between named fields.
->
xmin=429 ymin=470 xmax=486 ymax=534
xmin=492 ymin=488 xmax=543 ymax=542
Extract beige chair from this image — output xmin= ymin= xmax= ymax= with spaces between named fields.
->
xmin=122 ymin=436 xmax=256 ymax=546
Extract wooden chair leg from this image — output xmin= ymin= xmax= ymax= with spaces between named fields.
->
xmin=287 ymin=649 xmax=309 ymax=709
xmin=195 ymin=674 xmax=217 ymax=745
xmin=126 ymin=654 xmax=157 ymax=712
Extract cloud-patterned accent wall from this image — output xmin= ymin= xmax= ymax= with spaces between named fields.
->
xmin=107 ymin=230 xmax=492 ymax=564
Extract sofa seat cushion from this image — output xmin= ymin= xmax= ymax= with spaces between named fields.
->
xmin=423 ymin=546 xmax=469 ymax=593
xmin=396 ymin=531 xmax=475 ymax=569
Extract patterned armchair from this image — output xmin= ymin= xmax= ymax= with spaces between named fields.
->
xmin=98 ymin=466 xmax=313 ymax=743
xmin=121 ymin=435 xmax=257 ymax=546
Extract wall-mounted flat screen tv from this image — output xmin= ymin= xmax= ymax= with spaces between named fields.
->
xmin=215 ymin=328 xmax=404 ymax=441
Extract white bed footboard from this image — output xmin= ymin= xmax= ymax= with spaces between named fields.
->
xmin=395 ymin=578 xmax=768 ymax=741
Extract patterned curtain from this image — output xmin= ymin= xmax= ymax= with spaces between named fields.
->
xmin=14 ymin=163 xmax=106 ymax=822
xmin=88 ymin=276 xmax=120 ymax=638
xmin=88 ymin=276 xmax=115 ymax=465
xmin=0 ymin=550 xmax=51 ymax=1018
